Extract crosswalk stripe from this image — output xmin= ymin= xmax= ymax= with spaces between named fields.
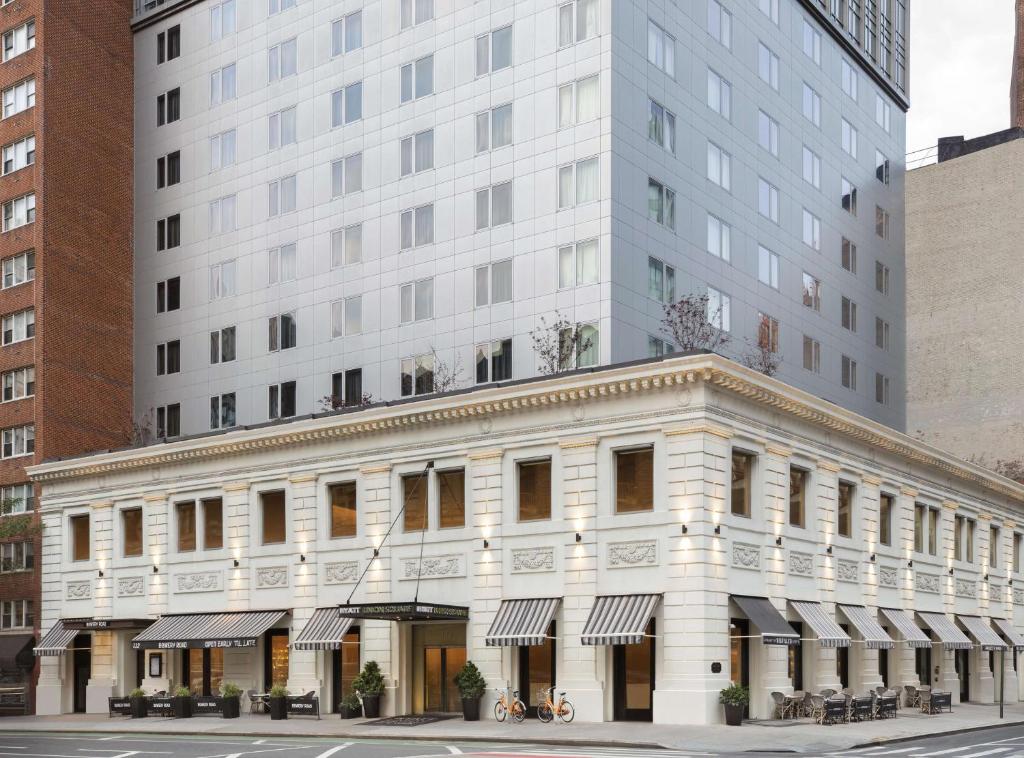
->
xmin=861 ymin=749 xmax=924 ymax=756
xmin=956 ymin=750 xmax=1015 ymax=758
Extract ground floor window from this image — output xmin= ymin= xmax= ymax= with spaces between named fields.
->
xmin=613 ymin=619 xmax=654 ymax=722
xmin=915 ymin=640 xmax=932 ymax=686
xmin=331 ymin=627 xmax=361 ymax=711
xmin=836 ymin=624 xmax=850 ymax=689
xmin=518 ymin=622 xmax=555 ymax=716
xmin=265 ymin=630 xmax=290 ymax=689
xmin=878 ymin=643 xmax=889 ymax=688
xmin=183 ymin=647 xmax=224 ymax=696
xmin=788 ymin=621 xmax=803 ymax=691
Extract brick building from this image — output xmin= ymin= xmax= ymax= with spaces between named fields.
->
xmin=0 ymin=0 xmax=134 ymax=713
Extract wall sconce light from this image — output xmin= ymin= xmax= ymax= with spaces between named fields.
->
xmin=681 ymin=525 xmax=688 ymax=535
xmin=300 ymin=555 xmax=306 ymax=563
xmin=948 ymin=567 xmax=954 ymax=576
xmin=575 ymin=533 xmax=582 ymax=543
xmin=870 ymin=554 xmax=876 ymax=562
xmin=233 ymin=559 xmax=239 ymax=568
xmin=984 ymin=573 xmax=989 ymax=581
xmin=152 ymin=565 xmax=159 ymax=573
xmin=98 ymin=570 xmax=104 ymax=578
xmin=714 ymin=525 xmax=721 ymax=536
xmin=907 ymin=559 xmax=913 ymax=568
xmin=372 ymin=548 xmax=380 ymax=557
xmin=483 ymin=539 xmax=490 ymax=550
xmin=1010 ymin=579 xmax=1014 ymax=586
xmin=775 ymin=536 xmax=783 ymax=547
xmin=826 ymin=545 xmax=833 ymax=555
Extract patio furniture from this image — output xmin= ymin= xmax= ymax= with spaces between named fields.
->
xmin=929 ymin=691 xmax=952 ymax=714
xmin=820 ymin=688 xmax=837 ymax=698
xmin=801 ymin=691 xmax=813 ymax=718
xmin=285 ymin=693 xmax=320 ymax=720
xmin=919 ymin=690 xmax=932 ymax=714
xmin=877 ymin=695 xmax=898 ymax=719
xmin=850 ymin=696 xmax=873 ymax=722
xmin=249 ymin=691 xmax=268 ymax=714
xmin=809 ymin=695 xmax=826 ymax=724
xmin=771 ymin=691 xmax=793 ymax=720
xmin=904 ymin=685 xmax=919 ymax=708
xmin=823 ymin=697 xmax=847 ymax=725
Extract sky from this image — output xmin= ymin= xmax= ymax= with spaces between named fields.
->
xmin=907 ymin=0 xmax=1016 ymax=163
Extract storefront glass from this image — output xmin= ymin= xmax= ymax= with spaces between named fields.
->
xmin=266 ymin=631 xmax=289 ymax=688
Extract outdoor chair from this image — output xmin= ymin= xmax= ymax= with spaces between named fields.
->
xmin=904 ymin=685 xmax=918 ymax=708
xmin=801 ymin=691 xmax=813 ymax=718
xmin=919 ymin=690 xmax=932 ymax=714
xmin=820 ymin=688 xmax=837 ymax=698
xmin=247 ymin=689 xmax=263 ymax=714
xmin=823 ymin=697 xmax=847 ymax=725
xmin=810 ymin=695 xmax=826 ymax=724
xmin=771 ymin=691 xmax=793 ymax=720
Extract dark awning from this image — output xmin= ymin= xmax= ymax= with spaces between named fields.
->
xmin=917 ymin=612 xmax=972 ymax=650
xmin=486 ymin=598 xmax=560 ymax=647
xmin=131 ymin=610 xmax=288 ymax=650
xmin=0 ymin=634 xmax=34 ymax=669
xmin=879 ymin=607 xmax=932 ymax=648
xmin=34 ymin=621 xmax=77 ymax=656
xmin=581 ymin=595 xmax=660 ymax=646
xmin=790 ymin=601 xmax=852 ymax=648
xmin=731 ymin=595 xmax=799 ymax=646
xmin=337 ymin=602 xmax=469 ymax=622
xmin=957 ymin=615 xmax=1006 ymax=651
xmin=993 ymin=618 xmax=1024 ymax=650
xmin=292 ymin=608 xmax=354 ymax=651
xmin=62 ymin=618 xmax=152 ymax=631
xmin=838 ymin=605 xmax=895 ymax=650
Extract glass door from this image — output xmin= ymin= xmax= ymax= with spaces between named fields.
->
xmin=518 ymin=622 xmax=556 ymax=717
xmin=72 ymin=634 xmax=91 ymax=714
xmin=264 ymin=630 xmax=290 ymax=690
xmin=729 ymin=619 xmax=750 ymax=718
xmin=423 ymin=646 xmax=466 ymax=713
xmin=612 ymin=620 xmax=655 ymax=722
xmin=331 ymin=627 xmax=361 ymax=712
xmin=955 ymin=649 xmax=970 ymax=702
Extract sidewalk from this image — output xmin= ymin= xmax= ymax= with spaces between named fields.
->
xmin=0 ymin=703 xmax=1022 ymax=753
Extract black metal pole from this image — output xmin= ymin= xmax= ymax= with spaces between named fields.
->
xmin=1000 ymin=648 xmax=1005 ymax=719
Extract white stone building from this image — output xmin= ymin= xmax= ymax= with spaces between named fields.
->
xmin=31 ymin=354 xmax=1024 ymax=724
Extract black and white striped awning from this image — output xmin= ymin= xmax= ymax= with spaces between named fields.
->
xmin=34 ymin=621 xmax=77 ymax=656
xmin=838 ymin=605 xmax=895 ymax=650
xmin=992 ymin=619 xmax=1024 ymax=650
xmin=581 ymin=595 xmax=660 ymax=646
xmin=292 ymin=608 xmax=355 ymax=651
xmin=486 ymin=598 xmax=560 ymax=647
xmin=879 ymin=607 xmax=932 ymax=648
xmin=731 ymin=595 xmax=799 ymax=646
xmin=917 ymin=612 xmax=972 ymax=651
xmin=789 ymin=601 xmax=851 ymax=648
xmin=957 ymin=615 xmax=1007 ymax=651
xmin=131 ymin=610 xmax=288 ymax=650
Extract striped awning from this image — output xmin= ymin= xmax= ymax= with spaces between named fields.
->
xmin=131 ymin=610 xmax=288 ymax=650
xmin=581 ymin=594 xmax=660 ymax=646
xmin=292 ymin=608 xmax=354 ymax=651
xmin=917 ymin=611 xmax=972 ymax=651
xmin=34 ymin=621 xmax=77 ymax=656
xmin=731 ymin=595 xmax=799 ymax=645
xmin=879 ymin=607 xmax=932 ymax=648
xmin=958 ymin=615 xmax=1007 ymax=651
xmin=789 ymin=601 xmax=852 ymax=648
xmin=992 ymin=619 xmax=1024 ymax=650
xmin=486 ymin=598 xmax=560 ymax=647
xmin=838 ymin=605 xmax=895 ymax=650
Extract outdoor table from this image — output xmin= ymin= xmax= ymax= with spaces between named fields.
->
xmin=850 ymin=697 xmax=873 ymax=722
xmin=823 ymin=697 xmax=847 ymax=725
xmin=928 ymin=692 xmax=952 ymax=713
xmin=876 ymin=696 xmax=898 ymax=719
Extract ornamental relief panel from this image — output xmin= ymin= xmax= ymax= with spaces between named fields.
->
xmin=879 ymin=566 xmax=898 ymax=588
xmin=400 ymin=555 xmax=465 ymax=580
xmin=915 ymin=572 xmax=940 ymax=594
xmin=116 ymin=576 xmax=145 ymax=597
xmin=788 ymin=552 xmax=814 ymax=577
xmin=65 ymin=581 xmax=91 ymax=600
xmin=1014 ymin=587 xmax=1024 ymax=606
xmin=175 ymin=571 xmax=222 ymax=594
xmin=255 ymin=567 xmax=289 ymax=589
xmin=511 ymin=547 xmax=555 ymax=574
xmin=955 ymin=578 xmax=977 ymax=598
xmin=325 ymin=562 xmax=359 ymax=585
xmin=837 ymin=560 xmax=859 ymax=584
xmin=607 ymin=541 xmax=658 ymax=569
xmin=732 ymin=543 xmax=761 ymax=571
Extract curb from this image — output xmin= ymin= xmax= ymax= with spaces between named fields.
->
xmin=849 ymin=719 xmax=1024 ymax=750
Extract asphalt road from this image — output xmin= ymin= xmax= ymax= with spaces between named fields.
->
xmin=830 ymin=724 xmax=1024 ymax=758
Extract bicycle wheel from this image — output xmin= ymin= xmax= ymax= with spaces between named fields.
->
xmin=559 ymin=700 xmax=575 ymax=723
xmin=512 ymin=700 xmax=526 ymax=723
xmin=537 ymin=702 xmax=553 ymax=723
xmin=494 ymin=701 xmax=507 ymax=722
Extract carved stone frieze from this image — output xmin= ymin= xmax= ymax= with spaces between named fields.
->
xmin=837 ymin=560 xmax=859 ymax=583
xmin=879 ymin=566 xmax=898 ymax=587
xmin=116 ymin=576 xmax=145 ymax=597
xmin=788 ymin=552 xmax=814 ymax=577
xmin=66 ymin=581 xmax=91 ymax=600
xmin=175 ymin=571 xmax=222 ymax=593
xmin=915 ymin=572 xmax=940 ymax=594
xmin=732 ymin=543 xmax=761 ymax=570
xmin=511 ymin=548 xmax=555 ymax=573
xmin=325 ymin=561 xmax=359 ymax=584
xmin=255 ymin=567 xmax=289 ymax=588
xmin=401 ymin=555 xmax=465 ymax=580
xmin=607 ymin=541 xmax=658 ymax=568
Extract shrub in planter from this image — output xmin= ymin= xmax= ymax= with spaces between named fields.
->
xmin=268 ymin=684 xmax=289 ymax=720
xmin=129 ymin=688 xmax=148 ymax=719
xmin=353 ymin=661 xmax=385 ymax=718
xmin=453 ymin=661 xmax=486 ymax=721
xmin=339 ymin=692 xmax=362 ymax=719
xmin=221 ymin=683 xmax=242 ymax=719
xmin=719 ymin=683 xmax=749 ymax=726
xmin=172 ymin=686 xmax=193 ymax=718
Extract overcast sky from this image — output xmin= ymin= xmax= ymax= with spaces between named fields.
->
xmin=907 ymin=0 xmax=1016 ymax=162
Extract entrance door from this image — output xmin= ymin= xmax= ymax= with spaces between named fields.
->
xmin=183 ymin=648 xmax=225 ymax=696
xmin=423 ymin=646 xmax=466 ymax=713
xmin=729 ymin=619 xmax=750 ymax=718
xmin=331 ymin=627 xmax=361 ymax=712
xmin=264 ymin=630 xmax=290 ymax=690
xmin=955 ymin=649 xmax=970 ymax=702
xmin=613 ymin=620 xmax=654 ymax=722
xmin=72 ymin=634 xmax=91 ymax=714
xmin=916 ymin=640 xmax=932 ymax=686
xmin=836 ymin=624 xmax=850 ymax=689
xmin=518 ymin=622 xmax=556 ymax=717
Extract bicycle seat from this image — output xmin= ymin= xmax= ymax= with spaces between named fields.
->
xmin=559 ymin=691 xmax=566 ymax=697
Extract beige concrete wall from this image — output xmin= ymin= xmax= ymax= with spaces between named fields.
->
xmin=906 ymin=139 xmax=1024 ymax=471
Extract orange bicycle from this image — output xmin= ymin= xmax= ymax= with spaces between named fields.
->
xmin=537 ymin=686 xmax=574 ymax=723
xmin=494 ymin=687 xmax=526 ymax=722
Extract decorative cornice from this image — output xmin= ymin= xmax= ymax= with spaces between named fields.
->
xmin=1006 ymin=520 xmax=1017 ymax=530
xmin=222 ymin=481 xmax=250 ymax=493
xmin=979 ymin=513 xmax=994 ymax=522
xmin=816 ymin=460 xmax=841 ymax=473
xmin=359 ymin=464 xmax=391 ymax=475
xmin=91 ymin=500 xmax=114 ymax=510
xmin=287 ymin=473 xmax=318 ymax=484
xmin=664 ymin=423 xmax=732 ymax=440
xmin=467 ymin=449 xmax=503 ymax=461
xmin=861 ymin=474 xmax=882 ymax=486
xmin=558 ymin=438 xmax=599 ymax=450
xmin=901 ymin=486 xmax=920 ymax=498
xmin=942 ymin=500 xmax=960 ymax=511
xmin=765 ymin=444 xmax=793 ymax=458
xmin=142 ymin=493 xmax=167 ymax=503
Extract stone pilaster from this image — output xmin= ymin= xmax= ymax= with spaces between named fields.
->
xmin=142 ymin=493 xmax=167 ymax=615
xmin=856 ymin=474 xmax=883 ymax=693
xmin=812 ymin=460 xmax=840 ymax=692
xmin=222 ymin=481 xmax=251 ymax=608
xmin=287 ymin=473 xmax=320 ymax=698
xmin=37 ymin=508 xmax=66 ymax=715
xmin=894 ymin=487 xmax=919 ymax=688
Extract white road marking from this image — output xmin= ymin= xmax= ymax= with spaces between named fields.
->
xmin=862 ymin=750 xmax=925 ymax=756
xmin=253 ymin=741 xmax=266 ymax=746
xmin=446 ymin=748 xmax=463 ymax=756
xmin=311 ymin=746 xmax=351 ymax=758
xmin=956 ymin=750 xmax=1016 ymax=758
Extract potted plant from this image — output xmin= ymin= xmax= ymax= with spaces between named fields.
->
xmin=172 ymin=685 xmax=193 ymax=719
xmin=339 ymin=691 xmax=361 ymax=719
xmin=268 ymin=684 xmax=289 ymax=720
xmin=720 ymin=682 xmax=749 ymax=726
xmin=352 ymin=660 xmax=385 ymax=718
xmin=129 ymin=688 xmax=147 ymax=719
xmin=453 ymin=661 xmax=486 ymax=721
xmin=221 ymin=683 xmax=242 ymax=719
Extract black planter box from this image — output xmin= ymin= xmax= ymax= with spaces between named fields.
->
xmin=339 ymin=704 xmax=359 ymax=719
xmin=360 ymin=694 xmax=381 ymax=718
xmin=723 ymin=703 xmax=744 ymax=726
xmin=193 ymin=696 xmax=223 ymax=716
xmin=108 ymin=697 xmax=131 ymax=716
xmin=222 ymin=696 xmax=240 ymax=719
xmin=269 ymin=696 xmax=288 ymax=720
xmin=172 ymin=696 xmax=192 ymax=718
xmin=461 ymin=697 xmax=480 ymax=721
xmin=130 ymin=698 xmax=147 ymax=719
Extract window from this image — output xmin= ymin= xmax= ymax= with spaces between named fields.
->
xmin=707 ymin=215 xmax=731 ymax=261
xmin=268 ymin=38 xmax=297 ymax=82
xmin=475 ymin=182 xmax=513 ymax=229
xmin=400 ymin=0 xmax=432 ymax=29
xmin=2 ymin=135 xmax=33 ymax=175
xmin=156 ymin=151 xmax=181 ymax=189
xmin=209 ymin=129 xmax=236 ymax=171
xmin=558 ymin=158 xmax=599 ymax=208
xmin=329 ymin=482 xmax=357 ymax=538
xmin=210 ymin=63 xmax=236 ymax=105
xmin=0 ymin=600 xmax=32 ymax=629
xmin=331 ymin=82 xmax=362 ymax=127
xmin=558 ymin=239 xmax=599 ymax=288
xmin=70 ymin=514 xmax=89 ymax=560
xmin=707 ymin=142 xmax=731 ymax=190
xmin=758 ymin=110 xmax=779 ymax=156
xmin=559 ymin=0 xmax=598 ymax=46
xmin=757 ymin=313 xmax=780 ymax=352
xmin=0 ymin=541 xmax=32 ymax=572
xmin=647 ymin=20 xmax=675 ymax=76
xmin=707 ymin=69 xmax=731 ymax=119
xmin=331 ymin=296 xmax=362 ymax=337
xmin=210 ymin=0 xmax=236 ymax=40
xmin=802 ymin=275 xmax=822 ymax=311
xmin=789 ymin=467 xmax=807 ymax=527
xmin=2 ymin=193 xmax=34 ymax=231
xmin=268 ymin=244 xmax=297 ymax=285
xmin=802 ymin=83 xmax=821 ymax=126
xmin=842 ymin=59 xmax=858 ymax=100
xmin=758 ymin=245 xmax=779 ymax=289
xmin=157 ymin=214 xmax=181 ymax=251
xmin=875 ymin=262 xmax=891 ymax=294
xmin=731 ymin=451 xmax=754 ymax=517
xmin=268 ymin=381 xmax=297 ymax=419
xmin=614 ymin=447 xmax=654 ymax=513
xmin=648 ymin=99 xmax=676 ymax=152
xmin=476 ymin=104 xmax=513 ymax=152
xmin=803 ymin=335 xmax=821 ymax=373
xmin=438 ymin=468 xmax=465 ymax=529
xmin=209 ymin=259 xmax=236 ymax=300
xmin=1 ymin=366 xmax=33 ymax=402
xmin=208 ymin=194 xmax=238 ymax=235
xmin=840 ymin=296 xmax=858 ymax=333
xmin=202 ymin=498 xmax=223 ymax=549
xmin=648 ymin=335 xmax=673 ymax=357
xmin=261 ymin=491 xmax=286 ymax=545
xmin=268 ymin=0 xmax=296 ymax=15
xmin=331 ymin=224 xmax=362 ymax=266
xmin=875 ymin=317 xmax=890 ymax=350
xmin=707 ymin=287 xmax=730 ymax=332
xmin=2 ymin=20 xmax=34 ymax=62
xmin=476 ymin=26 xmax=512 ymax=75
xmin=954 ymin=514 xmax=976 ymax=563
xmin=876 ymin=150 xmax=891 ymax=185
xmin=331 ymin=11 xmax=362 ymax=55
xmin=2 ymin=308 xmax=33 ymax=344
xmin=802 ymin=209 xmax=821 ymax=251
xmin=875 ymin=94 xmax=891 ymax=132
xmin=758 ymin=43 xmax=779 ymax=90
xmin=400 ymin=354 xmax=434 ymax=397
xmin=268 ymin=107 xmax=298 ymax=149
xmin=329 ymin=368 xmax=364 ymax=408
xmin=400 ymin=279 xmax=433 ymax=323
xmin=400 ymin=55 xmax=433 ymax=102
xmin=802 ymin=19 xmax=821 ymax=64
xmin=2 ymin=78 xmax=34 ymax=118
xmin=475 ymin=260 xmax=513 ymax=307
xmin=401 ymin=129 xmax=434 ymax=175
xmin=841 ymin=355 xmax=857 ymax=390
xmin=879 ymin=493 xmax=893 ymax=545
xmin=1 ymin=484 xmax=32 ymax=515
xmin=156 ymin=340 xmax=181 ymax=376
xmin=837 ymin=481 xmax=854 ymax=537
xmin=2 ymin=250 xmax=33 ymax=288
xmin=331 ymin=153 xmax=362 ymax=196
xmin=475 ymin=338 xmax=512 ymax=384
xmin=759 ymin=0 xmax=779 ymax=23
xmin=647 ymin=178 xmax=676 ymax=229
xmin=708 ymin=0 xmax=731 ymax=48
xmin=210 ymin=392 xmax=236 ymax=429
xmin=517 ymin=459 xmax=551 ymax=521
xmin=647 ymin=257 xmax=676 ymax=303
xmin=156 ymin=404 xmax=180 ymax=438
xmin=558 ymin=323 xmax=599 ymax=369
xmin=268 ymin=313 xmax=297 ymax=351
xmin=758 ymin=178 xmax=779 ymax=222
xmin=400 ymin=204 xmax=434 ymax=248
xmin=403 ymin=472 xmax=428 ymax=531
xmin=875 ymin=372 xmax=890 ymax=405
xmin=558 ymin=75 xmax=599 ymax=127
xmin=268 ymin=175 xmax=297 ymax=216
xmin=876 ymin=206 xmax=890 ymax=239
xmin=122 ymin=508 xmax=143 ymax=558
xmin=155 ymin=88 xmax=180 ymax=127
xmin=841 ymin=178 xmax=858 ymax=215
xmin=802 ymin=146 xmax=821 ymax=189
xmin=842 ymin=238 xmax=857 ymax=273
xmin=842 ymin=119 xmax=858 ymax=158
